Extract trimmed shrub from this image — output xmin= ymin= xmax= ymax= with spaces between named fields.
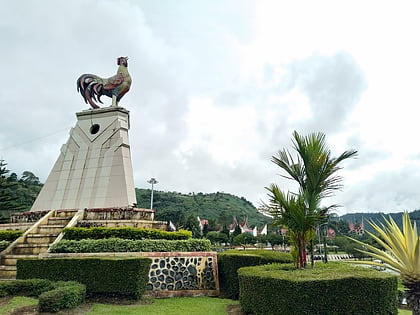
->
xmin=0 ymin=279 xmax=86 ymax=312
xmin=238 ymin=262 xmax=398 ymax=315
xmin=63 ymin=227 xmax=192 ymax=240
xmin=0 ymin=278 xmax=55 ymax=297
xmin=38 ymin=281 xmax=86 ymax=312
xmin=218 ymin=250 xmax=293 ymax=299
xmin=0 ymin=230 xmax=23 ymax=241
xmin=0 ymin=240 xmax=11 ymax=251
xmin=17 ymin=257 xmax=152 ymax=299
xmin=50 ymin=238 xmax=211 ymax=253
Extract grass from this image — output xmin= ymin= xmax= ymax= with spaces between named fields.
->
xmin=86 ymin=297 xmax=239 ymax=315
xmin=0 ymin=296 xmax=37 ymax=314
xmin=0 ymin=296 xmax=239 ymax=315
xmin=0 ymin=295 xmax=410 ymax=314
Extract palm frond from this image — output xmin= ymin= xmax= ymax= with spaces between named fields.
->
xmin=348 ymin=212 xmax=420 ymax=281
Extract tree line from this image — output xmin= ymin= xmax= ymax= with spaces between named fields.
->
xmin=0 ymin=159 xmax=43 ymax=222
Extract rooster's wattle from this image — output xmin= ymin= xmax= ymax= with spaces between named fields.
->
xmin=77 ymin=57 xmax=131 ymax=109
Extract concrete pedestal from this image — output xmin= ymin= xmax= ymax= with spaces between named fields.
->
xmin=31 ymin=107 xmax=137 ymax=211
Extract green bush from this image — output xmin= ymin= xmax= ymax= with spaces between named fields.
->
xmin=0 ymin=230 xmax=23 ymax=241
xmin=0 ymin=278 xmax=55 ymax=297
xmin=238 ymin=262 xmax=398 ymax=315
xmin=63 ymin=227 xmax=192 ymax=240
xmin=218 ymin=250 xmax=293 ymax=299
xmin=17 ymin=257 xmax=151 ymax=299
xmin=0 ymin=240 xmax=11 ymax=251
xmin=0 ymin=279 xmax=86 ymax=312
xmin=50 ymin=238 xmax=211 ymax=253
xmin=38 ymin=281 xmax=86 ymax=312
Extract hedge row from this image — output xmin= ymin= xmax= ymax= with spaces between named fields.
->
xmin=17 ymin=257 xmax=152 ymax=299
xmin=0 ymin=230 xmax=23 ymax=241
xmin=38 ymin=281 xmax=86 ymax=312
xmin=217 ymin=250 xmax=293 ymax=299
xmin=63 ymin=227 xmax=192 ymax=240
xmin=0 ymin=279 xmax=85 ymax=312
xmin=50 ymin=238 xmax=212 ymax=253
xmin=238 ymin=262 xmax=398 ymax=315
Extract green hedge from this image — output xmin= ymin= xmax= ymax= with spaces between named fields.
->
xmin=0 ymin=231 xmax=24 ymax=250
xmin=238 ymin=262 xmax=398 ymax=315
xmin=0 ymin=279 xmax=85 ymax=312
xmin=17 ymin=257 xmax=152 ymax=299
xmin=218 ymin=250 xmax=293 ymax=299
xmin=0 ymin=240 xmax=11 ymax=251
xmin=63 ymin=227 xmax=192 ymax=240
xmin=0 ymin=278 xmax=55 ymax=297
xmin=50 ymin=238 xmax=211 ymax=253
xmin=0 ymin=230 xmax=23 ymax=241
xmin=38 ymin=281 xmax=86 ymax=312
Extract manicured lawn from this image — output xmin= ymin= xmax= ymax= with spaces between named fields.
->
xmin=0 ymin=296 xmax=409 ymax=314
xmin=0 ymin=296 xmax=37 ymax=314
xmin=86 ymin=297 xmax=239 ymax=315
xmin=0 ymin=296 xmax=239 ymax=314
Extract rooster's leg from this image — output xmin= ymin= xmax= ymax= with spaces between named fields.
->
xmin=111 ymin=95 xmax=118 ymax=107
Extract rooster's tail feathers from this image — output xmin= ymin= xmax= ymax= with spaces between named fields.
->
xmin=77 ymin=74 xmax=103 ymax=109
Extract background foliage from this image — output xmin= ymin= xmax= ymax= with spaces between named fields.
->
xmin=136 ymin=188 xmax=271 ymax=230
xmin=0 ymin=160 xmax=43 ymax=222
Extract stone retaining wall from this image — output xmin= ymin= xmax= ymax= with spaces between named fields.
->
xmin=41 ymin=251 xmax=219 ymax=297
xmin=76 ymin=220 xmax=167 ymax=230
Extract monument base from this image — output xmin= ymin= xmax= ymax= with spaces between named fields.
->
xmin=31 ymin=107 xmax=137 ymax=211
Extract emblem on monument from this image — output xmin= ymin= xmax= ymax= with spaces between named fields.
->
xmin=77 ymin=57 xmax=132 ymax=109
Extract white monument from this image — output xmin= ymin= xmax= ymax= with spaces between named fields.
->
xmin=31 ymin=107 xmax=136 ymax=211
xmin=31 ymin=57 xmax=136 ymax=211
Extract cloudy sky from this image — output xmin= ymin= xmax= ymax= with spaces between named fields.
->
xmin=1 ymin=0 xmax=420 ymax=215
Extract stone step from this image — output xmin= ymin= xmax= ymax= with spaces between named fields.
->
xmin=0 ymin=265 xmax=17 ymax=279
xmin=55 ymin=210 xmax=78 ymax=218
xmin=37 ymin=225 xmax=65 ymax=234
xmin=12 ymin=244 xmax=50 ymax=255
xmin=25 ymin=234 xmax=57 ymax=244
xmin=47 ymin=217 xmax=72 ymax=225
xmin=2 ymin=254 xmax=38 ymax=266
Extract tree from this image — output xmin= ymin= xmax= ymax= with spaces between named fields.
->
xmin=232 ymin=224 xmax=241 ymax=238
xmin=329 ymin=219 xmax=350 ymax=235
xmin=202 ymin=223 xmax=209 ymax=237
xmin=256 ymin=234 xmax=267 ymax=247
xmin=0 ymin=160 xmax=24 ymax=219
xmin=262 ymin=131 xmax=357 ymax=268
xmin=266 ymin=233 xmax=286 ymax=250
xmin=221 ymin=224 xmax=230 ymax=239
xmin=185 ymin=214 xmax=201 ymax=238
xmin=232 ymin=233 xmax=256 ymax=250
xmin=206 ymin=231 xmax=228 ymax=244
xmin=350 ymin=213 xmax=420 ymax=315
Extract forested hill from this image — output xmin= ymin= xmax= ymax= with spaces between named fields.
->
xmin=340 ymin=210 xmax=420 ymax=233
xmin=135 ymin=189 xmax=272 ymax=229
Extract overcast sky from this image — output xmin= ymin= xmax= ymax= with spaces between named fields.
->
xmin=1 ymin=0 xmax=420 ymax=215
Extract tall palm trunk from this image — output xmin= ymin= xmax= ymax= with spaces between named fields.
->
xmin=405 ymin=282 xmax=420 ymax=315
xmin=297 ymin=233 xmax=307 ymax=268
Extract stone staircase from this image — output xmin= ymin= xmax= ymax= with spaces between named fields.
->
xmin=0 ymin=210 xmax=78 ymax=280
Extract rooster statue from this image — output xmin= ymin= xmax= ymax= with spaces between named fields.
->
xmin=77 ymin=57 xmax=132 ymax=109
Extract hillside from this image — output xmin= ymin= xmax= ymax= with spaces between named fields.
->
xmin=135 ymin=189 xmax=272 ymax=229
xmin=340 ymin=210 xmax=420 ymax=233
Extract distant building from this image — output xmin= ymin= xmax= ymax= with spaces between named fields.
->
xmin=348 ymin=218 xmax=364 ymax=235
xmin=197 ymin=216 xmax=209 ymax=232
xmin=228 ymin=216 xmax=267 ymax=236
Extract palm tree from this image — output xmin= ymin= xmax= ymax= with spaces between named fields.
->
xmin=263 ymin=131 xmax=357 ymax=268
xmin=349 ymin=212 xmax=420 ymax=315
xmin=265 ymin=187 xmax=318 ymax=268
